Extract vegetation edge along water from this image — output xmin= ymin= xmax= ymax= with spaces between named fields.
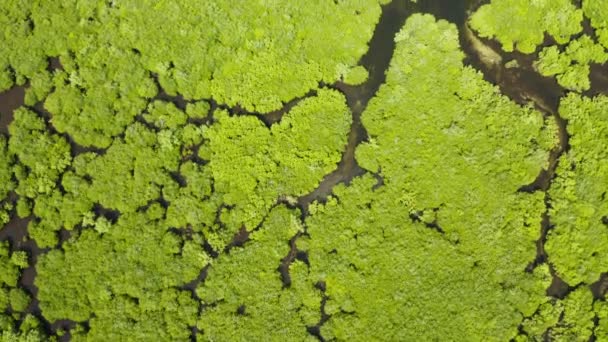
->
xmin=1 ymin=0 xmax=608 ymax=340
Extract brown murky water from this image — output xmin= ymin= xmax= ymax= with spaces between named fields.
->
xmin=0 ymin=0 xmax=606 ymax=340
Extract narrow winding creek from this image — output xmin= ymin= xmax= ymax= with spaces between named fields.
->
xmin=0 ymin=0 xmax=606 ymax=339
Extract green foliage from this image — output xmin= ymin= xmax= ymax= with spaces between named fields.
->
xmin=0 ymin=314 xmax=47 ymax=342
xmin=0 ymin=136 xmax=14 ymax=201
xmin=520 ymin=301 xmax=563 ymax=338
xmin=68 ymin=289 xmax=198 ymax=341
xmin=144 ymin=100 xmax=188 ymax=130
xmin=0 ymin=242 xmax=26 ymax=287
xmin=25 ymin=171 xmax=94 ymax=247
xmin=74 ymin=122 xmax=180 ymax=213
xmin=535 ymin=35 xmax=608 ymax=91
xmin=165 ymin=161 xmax=216 ymax=231
xmin=306 ymin=175 xmax=552 ymax=341
xmin=10 ymin=251 xmax=28 ymax=269
xmin=0 ymin=244 xmax=38 ymax=340
xmin=36 ymin=206 xmax=207 ymax=338
xmin=0 ymin=287 xmax=7 ymax=313
xmin=566 ymin=35 xmax=608 ymax=64
xmin=2 ymin=0 xmax=385 ymax=121
xmin=199 ymin=88 xmax=350 ymax=248
xmin=116 ymin=0 xmax=383 ymax=112
xmin=44 ymin=50 xmax=157 ymax=148
xmin=27 ymin=220 xmax=58 ymax=249
xmin=583 ymin=0 xmax=608 ymax=48
xmin=32 ymin=189 xmax=92 ymax=233
xmin=3 ymin=2 xmax=608 ymax=341
xmin=0 ymin=202 xmax=12 ymax=228
xmin=535 ymin=46 xmax=572 ymax=76
xmin=15 ymin=198 xmax=30 ymax=218
xmin=545 ymin=94 xmax=608 ymax=285
xmin=339 ymin=65 xmax=369 ymax=85
xmin=185 ymin=101 xmax=210 ymax=120
xmin=595 ymin=300 xmax=608 ymax=340
xmin=299 ymin=14 xmax=557 ymax=341
xmin=0 ymin=2 xmax=47 ymax=90
xmin=8 ymin=288 xmax=30 ymax=312
xmin=358 ymin=13 xmax=554 ymax=254
xmin=8 ymin=108 xmax=71 ymax=199
xmin=549 ymin=288 xmax=595 ymax=341
xmin=556 ymin=63 xmax=591 ymax=92
xmin=472 ymin=0 xmax=608 ymax=91
xmin=24 ymin=70 xmax=53 ymax=106
xmin=197 ymin=205 xmax=319 ymax=341
xmin=469 ymin=0 xmax=582 ymax=53
xmin=517 ymin=288 xmax=595 ymax=341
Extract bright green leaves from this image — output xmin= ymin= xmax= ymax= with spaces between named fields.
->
xmin=535 ymin=36 xmax=608 ymax=91
xmin=536 ymin=46 xmax=572 ymax=76
xmin=185 ymin=101 xmax=210 ymax=121
xmin=338 ymin=65 xmax=369 ymax=85
xmin=0 ymin=2 xmax=47 ymax=91
xmin=8 ymin=108 xmax=71 ymax=199
xmin=76 ymin=122 xmax=180 ymax=213
xmin=5 ymin=1 xmax=159 ymax=148
xmin=199 ymin=89 xmax=351 ymax=246
xmin=517 ymin=288 xmax=596 ymax=340
xmin=469 ymin=0 xmax=582 ymax=53
xmin=519 ymin=301 xmax=563 ymax=339
xmin=36 ymin=206 xmax=208 ymax=333
xmin=545 ymin=94 xmax=608 ymax=285
xmin=8 ymin=288 xmax=30 ymax=313
xmin=269 ymin=90 xmax=351 ymax=187
xmin=0 ymin=243 xmax=38 ymax=340
xmin=67 ymin=0 xmax=386 ymax=112
xmin=471 ymin=0 xmax=608 ymax=92
xmin=165 ymin=161 xmax=216 ymax=231
xmin=143 ymin=100 xmax=204 ymax=150
xmin=2 ymin=1 xmax=606 ymax=340
xmin=297 ymin=14 xmax=557 ymax=341
xmin=0 ymin=314 xmax=47 ymax=342
xmin=583 ymin=0 xmax=608 ymax=48
xmin=0 ymin=242 xmax=27 ymax=288
xmin=29 ymin=188 xmax=93 ymax=248
xmin=9 ymin=251 xmax=28 ymax=269
xmin=44 ymin=49 xmax=157 ymax=148
xmin=0 ymin=136 xmax=14 ymax=201
xmin=143 ymin=100 xmax=188 ymax=130
xmin=0 ymin=135 xmax=14 ymax=227
xmin=67 ymin=288 xmax=198 ymax=341
xmin=363 ymin=13 xmax=554 ymax=190
xmin=595 ymin=300 xmax=608 ymax=340
xmin=566 ymin=35 xmax=608 ymax=65
xmin=305 ymin=175 xmax=552 ymax=341
xmin=550 ymin=288 xmax=595 ymax=340
xmin=24 ymin=70 xmax=54 ymax=106
xmin=357 ymin=14 xmax=554 ymax=268
xmin=196 ymin=205 xmax=318 ymax=341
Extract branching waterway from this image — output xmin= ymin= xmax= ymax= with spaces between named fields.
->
xmin=298 ymin=0 xmax=477 ymax=212
xmin=1 ymin=0 xmax=606 ymax=340
xmin=296 ymin=0 xmax=415 ymax=213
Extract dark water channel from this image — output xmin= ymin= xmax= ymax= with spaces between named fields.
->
xmin=0 ymin=0 xmax=605 ymax=339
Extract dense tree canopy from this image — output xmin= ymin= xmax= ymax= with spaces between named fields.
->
xmin=1 ymin=0 xmax=608 ymax=340
xmin=545 ymin=94 xmax=608 ymax=285
xmin=1 ymin=0 xmax=388 ymax=147
xmin=199 ymin=88 xmax=351 ymax=247
xmin=304 ymin=14 xmax=555 ymax=340
xmin=469 ymin=0 xmax=582 ymax=53
xmin=196 ymin=205 xmax=319 ymax=341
